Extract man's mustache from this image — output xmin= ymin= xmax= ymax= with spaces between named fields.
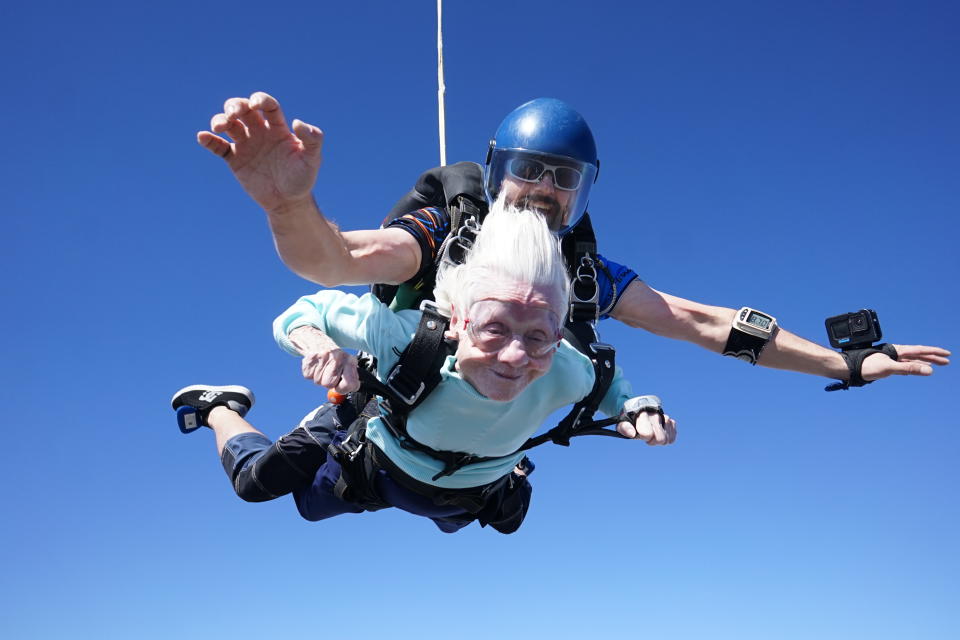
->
xmin=517 ymin=195 xmax=561 ymax=213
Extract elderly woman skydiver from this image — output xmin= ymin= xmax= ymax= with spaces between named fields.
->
xmin=171 ymin=201 xmax=677 ymax=534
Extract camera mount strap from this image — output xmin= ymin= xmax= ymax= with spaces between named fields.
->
xmin=825 ymin=343 xmax=899 ymax=391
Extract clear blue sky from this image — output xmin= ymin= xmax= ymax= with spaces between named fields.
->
xmin=1 ymin=1 xmax=957 ymax=638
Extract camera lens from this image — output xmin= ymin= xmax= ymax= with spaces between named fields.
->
xmin=851 ymin=314 xmax=867 ymax=332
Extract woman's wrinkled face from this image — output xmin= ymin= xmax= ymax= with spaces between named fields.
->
xmin=448 ymin=279 xmax=564 ymax=402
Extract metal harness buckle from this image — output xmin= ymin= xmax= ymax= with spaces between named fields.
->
xmin=439 ymin=215 xmax=481 ymax=268
xmin=333 ymin=430 xmax=365 ymax=462
xmin=385 ymin=366 xmax=426 ymax=406
xmin=570 ymin=254 xmax=600 ymax=322
xmin=384 ymin=299 xmax=446 ymax=406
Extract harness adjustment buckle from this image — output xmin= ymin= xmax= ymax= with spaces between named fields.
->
xmin=432 ymin=453 xmax=478 ymax=481
xmin=385 ymin=365 xmax=426 ymax=406
xmin=329 ymin=430 xmax=365 ymax=463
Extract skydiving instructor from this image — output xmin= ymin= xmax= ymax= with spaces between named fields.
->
xmin=196 ymin=91 xmax=949 ymax=396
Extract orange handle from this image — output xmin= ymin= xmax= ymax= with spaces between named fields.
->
xmin=327 ymin=389 xmax=347 ymax=404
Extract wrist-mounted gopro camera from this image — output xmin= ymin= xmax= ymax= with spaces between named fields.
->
xmin=823 ymin=308 xmax=898 ymax=392
xmin=825 ymin=309 xmax=882 ymax=351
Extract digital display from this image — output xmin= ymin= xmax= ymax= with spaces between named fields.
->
xmin=746 ymin=312 xmax=771 ymax=330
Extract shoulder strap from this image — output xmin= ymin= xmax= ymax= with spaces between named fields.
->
xmin=548 ymin=212 xmax=619 ymax=444
xmin=563 ymin=213 xmax=600 ymax=323
xmin=516 ymin=341 xmax=620 ymax=450
xmin=357 ymin=301 xmax=452 ymax=410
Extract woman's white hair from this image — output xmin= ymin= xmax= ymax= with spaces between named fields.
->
xmin=434 ymin=194 xmax=570 ymax=322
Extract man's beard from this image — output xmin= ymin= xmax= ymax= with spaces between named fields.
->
xmin=515 ymin=195 xmax=566 ymax=231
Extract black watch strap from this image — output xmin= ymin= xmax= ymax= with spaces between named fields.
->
xmin=723 ymin=328 xmax=767 ymax=365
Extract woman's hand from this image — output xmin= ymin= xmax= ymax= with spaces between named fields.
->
xmin=616 ymin=395 xmax=677 ymax=445
xmin=618 ymin=411 xmax=678 ymax=445
xmin=288 ymin=326 xmax=360 ymax=394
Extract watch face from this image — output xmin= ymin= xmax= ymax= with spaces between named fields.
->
xmin=746 ymin=311 xmax=772 ymax=330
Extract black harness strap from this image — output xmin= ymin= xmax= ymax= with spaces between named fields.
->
xmin=327 ymin=409 xmax=513 ymax=515
xmin=360 ymin=336 xmax=622 ymax=480
xmin=351 ymin=212 xmax=625 ymax=480
xmin=545 ymin=212 xmax=622 ymax=447
xmin=383 ymin=301 xmax=452 ymax=407
xmin=564 ymin=213 xmax=601 ymax=324
xmin=328 ymin=411 xmax=391 ymax=512
xmin=520 ymin=341 xmax=622 ymax=449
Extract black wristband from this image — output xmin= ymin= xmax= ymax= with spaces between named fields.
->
xmin=723 ymin=328 xmax=768 ymax=365
xmin=825 ymin=343 xmax=899 ymax=391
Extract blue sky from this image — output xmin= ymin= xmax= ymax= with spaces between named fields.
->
xmin=1 ymin=1 xmax=957 ymax=638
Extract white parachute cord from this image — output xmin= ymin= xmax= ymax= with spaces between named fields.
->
xmin=436 ymin=0 xmax=447 ymax=166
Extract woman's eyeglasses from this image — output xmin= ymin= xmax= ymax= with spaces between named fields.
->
xmin=463 ymin=317 xmax=561 ymax=358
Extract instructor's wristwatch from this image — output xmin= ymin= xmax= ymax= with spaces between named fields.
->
xmin=723 ymin=307 xmax=778 ymax=365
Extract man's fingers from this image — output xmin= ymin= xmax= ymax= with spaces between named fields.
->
xmin=197 ymin=131 xmax=232 ymax=158
xmin=250 ymin=92 xmax=288 ymax=129
xmin=210 ymin=112 xmax=230 ymax=133
xmin=891 ymin=361 xmax=934 ymax=377
xmin=893 ymin=344 xmax=951 ymax=357
xmin=292 ymin=119 xmax=324 ymax=156
xmin=223 ymin=97 xmax=252 ymax=120
xmin=864 ymin=351 xmax=939 ymax=380
xmin=208 ymin=114 xmax=248 ymax=146
xmin=224 ymin=117 xmax=249 ymax=143
xmin=235 ymin=103 xmax=269 ymax=137
xmin=892 ymin=344 xmax=951 ymax=365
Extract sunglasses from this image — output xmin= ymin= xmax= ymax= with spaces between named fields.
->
xmin=506 ymin=157 xmax=584 ymax=191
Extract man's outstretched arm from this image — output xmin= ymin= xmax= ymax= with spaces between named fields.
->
xmin=611 ymin=280 xmax=950 ymax=383
xmin=198 ymin=91 xmax=420 ymax=286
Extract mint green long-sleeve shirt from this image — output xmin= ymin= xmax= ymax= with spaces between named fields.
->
xmin=275 ymin=290 xmax=633 ymax=489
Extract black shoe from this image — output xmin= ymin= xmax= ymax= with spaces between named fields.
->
xmin=171 ymin=385 xmax=255 ymax=434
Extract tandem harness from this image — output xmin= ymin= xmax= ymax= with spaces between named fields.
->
xmin=325 ymin=300 xmax=620 ymax=531
xmin=330 ymin=163 xmax=626 ymax=519
xmin=370 ymin=163 xmax=624 ymax=462
xmin=331 ymin=295 xmax=625 ymax=489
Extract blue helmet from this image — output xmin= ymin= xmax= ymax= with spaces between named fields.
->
xmin=484 ymin=98 xmax=599 ymax=234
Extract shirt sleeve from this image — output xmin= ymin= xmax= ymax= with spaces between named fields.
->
xmin=595 ymin=253 xmax=641 ymax=320
xmin=384 ymin=206 xmax=451 ymax=285
xmin=555 ymin=342 xmax=633 ymax=418
xmin=272 ymin=290 xmax=415 ymax=367
xmin=598 ymin=365 xmax=633 ymax=418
